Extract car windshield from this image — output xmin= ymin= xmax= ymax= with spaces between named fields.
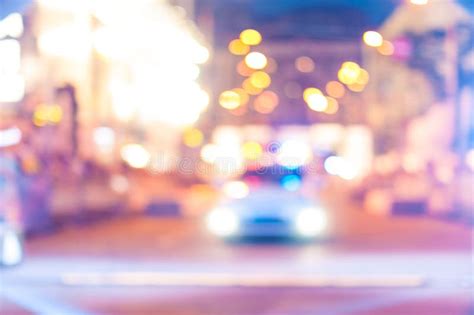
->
xmin=242 ymin=166 xmax=304 ymax=183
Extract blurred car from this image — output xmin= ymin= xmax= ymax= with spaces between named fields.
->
xmin=206 ymin=167 xmax=330 ymax=239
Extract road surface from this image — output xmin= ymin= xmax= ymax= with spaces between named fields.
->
xmin=1 ymin=193 xmax=473 ymax=315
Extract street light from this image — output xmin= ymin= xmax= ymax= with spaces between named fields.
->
xmin=306 ymin=93 xmax=328 ymax=112
xmin=250 ymin=71 xmax=271 ymax=89
xmin=219 ymin=90 xmax=241 ymax=110
xmin=240 ymin=29 xmax=262 ymax=46
xmin=303 ymin=87 xmax=322 ymax=103
xmin=363 ymin=31 xmax=384 ymax=47
xmin=228 ymin=39 xmax=250 ymax=55
xmin=409 ymin=0 xmax=429 ymax=5
xmin=245 ymin=52 xmax=267 ymax=70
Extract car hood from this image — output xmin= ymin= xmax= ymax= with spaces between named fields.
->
xmin=220 ymin=186 xmax=317 ymax=219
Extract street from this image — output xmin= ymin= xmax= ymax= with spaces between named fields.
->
xmin=1 ymin=1 xmax=474 ymax=314
xmin=1 ymin=195 xmax=472 ymax=315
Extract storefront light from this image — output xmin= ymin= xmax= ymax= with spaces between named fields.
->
xmin=38 ymin=26 xmax=92 ymax=60
xmin=0 ymin=74 xmax=24 ymax=103
xmin=0 ymin=13 xmax=23 ymax=39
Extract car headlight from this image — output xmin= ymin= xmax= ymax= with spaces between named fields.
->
xmin=206 ymin=208 xmax=239 ymax=237
xmin=294 ymin=207 xmax=328 ymax=237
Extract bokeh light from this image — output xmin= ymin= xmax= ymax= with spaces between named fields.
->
xmin=306 ymin=93 xmax=328 ymax=112
xmin=93 ymin=126 xmax=115 ymax=150
xmin=236 ymin=60 xmax=254 ymax=76
xmin=281 ymin=175 xmax=302 ymax=191
xmin=356 ymin=69 xmax=370 ymax=85
xmin=232 ymin=88 xmax=249 ymax=106
xmin=192 ymin=46 xmax=210 ymax=64
xmin=410 ymin=0 xmax=429 ymax=5
xmin=347 ymin=82 xmax=366 ymax=92
xmin=33 ymin=104 xmax=63 ymax=126
xmin=277 ymin=140 xmax=313 ymax=169
xmin=324 ymin=155 xmax=357 ymax=180
xmin=324 ymin=97 xmax=339 ymax=114
xmin=242 ymin=141 xmax=263 ymax=160
xmin=0 ymin=39 xmax=21 ymax=72
xmin=253 ymin=90 xmax=279 ymax=114
xmin=200 ymin=144 xmax=219 ymax=164
xmin=363 ymin=30 xmax=384 ymax=47
xmin=219 ymin=90 xmax=241 ymax=109
xmin=0 ymin=13 xmax=24 ymax=38
xmin=303 ymin=87 xmax=322 ymax=103
xmin=242 ymin=78 xmax=263 ymax=95
xmin=230 ymin=105 xmax=248 ymax=116
xmin=223 ymin=180 xmax=250 ymax=199
xmin=109 ymin=175 xmax=129 ymax=194
xmin=228 ymin=39 xmax=250 ymax=55
xmin=245 ymin=52 xmax=268 ymax=70
xmin=250 ymin=71 xmax=271 ymax=89
xmin=295 ymin=56 xmax=315 ymax=73
xmin=325 ymin=81 xmax=346 ymax=99
xmin=377 ymin=40 xmax=395 ymax=56
xmin=0 ymin=126 xmax=21 ymax=148
xmin=183 ymin=128 xmax=204 ymax=148
xmin=239 ymin=29 xmax=262 ymax=46
xmin=120 ymin=144 xmax=151 ymax=169
xmin=338 ymin=61 xmax=361 ymax=85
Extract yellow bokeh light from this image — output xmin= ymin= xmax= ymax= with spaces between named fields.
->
xmin=303 ymin=87 xmax=322 ymax=103
xmin=324 ymin=97 xmax=339 ymax=114
xmin=347 ymin=83 xmax=366 ymax=92
xmin=33 ymin=104 xmax=63 ymax=126
xmin=356 ymin=69 xmax=370 ymax=85
xmin=49 ymin=105 xmax=63 ymax=123
xmin=232 ymin=88 xmax=249 ymax=106
xmin=242 ymin=78 xmax=263 ymax=95
xmin=33 ymin=117 xmax=46 ymax=127
xmin=240 ymin=29 xmax=262 ymax=46
xmin=183 ymin=128 xmax=204 ymax=148
xmin=295 ymin=56 xmax=315 ymax=73
xmin=342 ymin=61 xmax=361 ymax=71
xmin=242 ymin=141 xmax=263 ymax=160
xmin=325 ymin=81 xmax=345 ymax=99
xmin=338 ymin=62 xmax=361 ymax=85
xmin=236 ymin=60 xmax=254 ymax=76
xmin=306 ymin=93 xmax=328 ymax=112
xmin=363 ymin=31 xmax=384 ymax=47
xmin=253 ymin=90 xmax=279 ymax=114
xmin=228 ymin=39 xmax=250 ymax=55
xmin=245 ymin=52 xmax=267 ymax=70
xmin=250 ymin=71 xmax=271 ymax=89
xmin=219 ymin=90 xmax=241 ymax=109
xmin=33 ymin=106 xmax=47 ymax=121
xmin=377 ymin=40 xmax=395 ymax=56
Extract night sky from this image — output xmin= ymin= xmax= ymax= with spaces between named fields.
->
xmin=195 ymin=0 xmax=473 ymax=46
xmin=2 ymin=0 xmax=473 ymax=18
xmin=1 ymin=0 xmax=472 ymax=45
